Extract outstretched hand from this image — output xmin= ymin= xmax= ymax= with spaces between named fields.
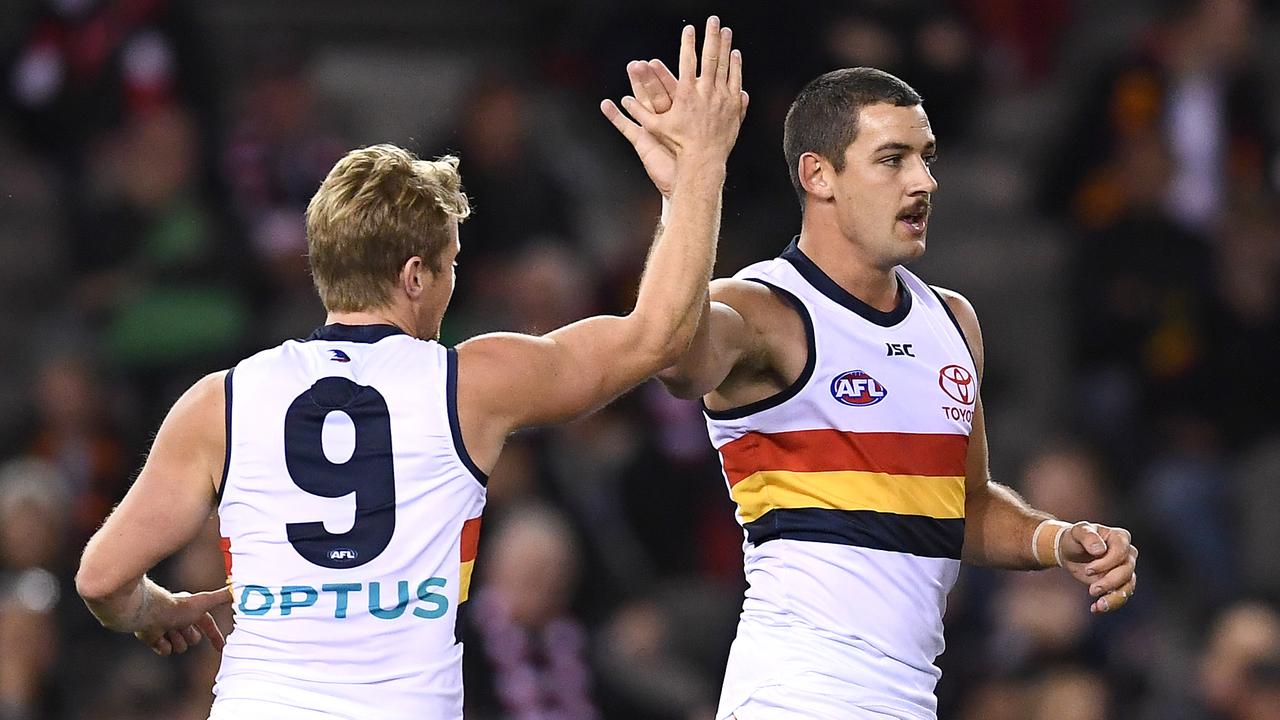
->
xmin=134 ymin=587 xmax=232 ymax=656
xmin=601 ymin=16 xmax=749 ymax=197
xmin=1056 ymin=522 xmax=1139 ymax=614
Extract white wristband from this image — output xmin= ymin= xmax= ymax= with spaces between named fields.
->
xmin=1032 ymin=519 xmax=1071 ymax=568
xmin=1052 ymin=523 xmax=1070 ymax=568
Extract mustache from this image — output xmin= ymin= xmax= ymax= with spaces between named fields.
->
xmin=898 ymin=199 xmax=932 ymax=218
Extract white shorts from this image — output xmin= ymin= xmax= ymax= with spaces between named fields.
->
xmin=715 ymin=620 xmax=937 ymax=720
xmin=725 ymin=684 xmax=916 ymax=719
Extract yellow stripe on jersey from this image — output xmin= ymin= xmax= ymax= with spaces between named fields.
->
xmin=459 ymin=559 xmax=475 ymax=603
xmin=730 ymin=470 xmax=966 ymax=524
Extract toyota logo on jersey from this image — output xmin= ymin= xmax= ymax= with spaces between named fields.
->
xmin=938 ymin=364 xmax=975 ymax=405
xmin=831 ymin=370 xmax=888 ymax=406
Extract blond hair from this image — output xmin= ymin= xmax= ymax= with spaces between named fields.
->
xmin=305 ymin=144 xmax=470 ymax=312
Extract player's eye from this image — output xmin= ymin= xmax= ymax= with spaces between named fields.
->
xmin=881 ymin=155 xmax=902 ymax=166
xmin=924 ymin=154 xmax=938 ymax=166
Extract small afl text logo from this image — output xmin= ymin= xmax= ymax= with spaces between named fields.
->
xmin=329 ymin=350 xmax=352 ymax=363
xmin=831 ymin=370 xmax=888 ymax=406
xmin=938 ymin=364 xmax=975 ymax=405
xmin=328 ymin=548 xmax=358 ymax=562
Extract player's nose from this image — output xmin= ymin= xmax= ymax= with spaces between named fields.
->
xmin=907 ymin=158 xmax=938 ymax=196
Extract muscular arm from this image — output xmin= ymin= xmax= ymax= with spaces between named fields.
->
xmin=76 ymin=372 xmax=232 ymax=653
xmin=457 ymin=156 xmax=727 ymax=467
xmin=942 ymin=290 xmax=1051 ymax=569
xmin=943 ymin=288 xmax=1138 ymax=612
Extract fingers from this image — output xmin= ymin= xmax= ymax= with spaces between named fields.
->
xmin=628 ymin=61 xmax=668 ymax=114
xmin=152 ymin=635 xmax=172 ymax=656
xmin=717 ymin=27 xmax=734 ymax=86
xmin=1088 ymin=560 xmax=1134 ymax=598
xmin=677 ymin=24 xmax=697 ymax=80
xmin=178 ymin=588 xmax=233 ymax=618
xmin=740 ymin=90 xmax=750 ymax=121
xmin=647 ymin=59 xmax=678 ymax=100
xmin=619 ymin=96 xmax=659 ymax=130
xmin=729 ymin=49 xmax=743 ymax=96
xmin=699 ymin=16 xmax=722 ymax=81
xmin=199 ymin=612 xmax=228 ymax=652
xmin=1084 ymin=528 xmax=1134 ymax=577
xmin=601 ymin=99 xmax=646 ymax=146
xmin=1093 ymin=573 xmax=1137 ymax=614
xmin=166 ymin=628 xmax=190 ymax=654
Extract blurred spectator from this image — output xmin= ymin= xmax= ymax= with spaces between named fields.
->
xmin=222 ymin=47 xmax=347 ymax=343
xmin=1042 ymin=0 xmax=1275 ymax=232
xmin=2 ymin=0 xmax=218 ymax=272
xmin=1199 ymin=602 xmax=1280 ymax=719
xmin=1203 ymin=199 xmax=1280 ymax=447
xmin=0 ymin=458 xmax=71 ymax=720
xmin=24 ymin=353 xmax=129 ymax=542
xmin=593 ymin=580 xmax=738 ymax=720
xmin=462 ymin=504 xmax=599 ymax=719
xmin=433 ymin=75 xmax=576 ymax=289
xmin=1026 ymin=666 xmax=1111 ymax=720
xmin=818 ymin=1 xmax=982 ymax=139
xmin=77 ymin=104 xmax=249 ymax=412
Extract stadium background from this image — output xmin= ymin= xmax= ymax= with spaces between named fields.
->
xmin=0 ymin=0 xmax=1278 ymax=717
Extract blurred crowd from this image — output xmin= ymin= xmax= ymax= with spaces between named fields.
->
xmin=0 ymin=0 xmax=1278 ymax=718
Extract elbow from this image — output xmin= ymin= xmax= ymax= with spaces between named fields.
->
xmin=75 ymin=564 xmax=110 ymax=606
xmin=630 ymin=312 xmax=699 ymax=372
xmin=75 ymin=550 xmax=121 ymax=606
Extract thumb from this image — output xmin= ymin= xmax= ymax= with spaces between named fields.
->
xmin=1072 ymin=522 xmax=1108 ymax=558
xmin=183 ymin=587 xmax=234 ymax=615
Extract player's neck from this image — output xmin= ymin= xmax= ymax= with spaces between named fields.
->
xmin=796 ymin=229 xmax=901 ymax=313
xmin=325 ymin=307 xmax=414 ymax=337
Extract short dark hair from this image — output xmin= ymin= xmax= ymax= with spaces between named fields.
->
xmin=783 ymin=68 xmax=922 ymax=205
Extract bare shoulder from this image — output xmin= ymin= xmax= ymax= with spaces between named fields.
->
xmin=932 ymin=285 xmax=984 ymax=368
xmin=148 ymin=370 xmax=229 ymax=492
xmin=709 ymin=276 xmax=808 ymax=381
xmin=177 ymin=371 xmax=229 ymax=430
xmin=710 ymin=277 xmax=803 ymax=336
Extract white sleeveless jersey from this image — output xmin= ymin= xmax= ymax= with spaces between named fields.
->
xmin=707 ymin=240 xmax=976 ymax=720
xmin=213 ymin=324 xmax=486 ymax=720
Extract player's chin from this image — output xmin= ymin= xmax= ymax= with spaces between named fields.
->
xmin=892 ymin=230 xmax=928 ymax=260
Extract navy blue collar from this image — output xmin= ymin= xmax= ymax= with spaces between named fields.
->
xmin=305 ymin=323 xmax=407 ymax=343
xmin=780 ymin=238 xmax=911 ymax=327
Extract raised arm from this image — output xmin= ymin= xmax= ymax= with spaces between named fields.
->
xmin=455 ymin=17 xmax=745 ymax=467
xmin=76 ymin=371 xmax=233 ymax=654
xmin=940 ymin=287 xmax=1138 ymax=614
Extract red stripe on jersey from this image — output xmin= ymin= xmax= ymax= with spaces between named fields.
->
xmin=720 ymin=430 xmax=968 ymax=487
xmin=220 ymin=536 xmax=233 ymax=577
xmin=460 ymin=516 xmax=482 ymax=562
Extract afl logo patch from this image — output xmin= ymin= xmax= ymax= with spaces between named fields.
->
xmin=938 ymin=364 xmax=975 ymax=405
xmin=328 ymin=548 xmax=358 ymax=562
xmin=831 ymin=370 xmax=888 ymax=406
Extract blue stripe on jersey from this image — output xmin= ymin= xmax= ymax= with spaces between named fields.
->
xmin=217 ymin=367 xmax=235 ymax=506
xmin=743 ymin=507 xmax=964 ymax=560
xmin=446 ymin=348 xmax=488 ymax=487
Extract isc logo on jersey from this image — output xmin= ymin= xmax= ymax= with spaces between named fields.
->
xmin=830 ymin=370 xmax=888 ymax=406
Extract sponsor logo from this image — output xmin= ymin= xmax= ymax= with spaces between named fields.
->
xmin=942 ymin=406 xmax=975 ymax=423
xmin=329 ymin=349 xmax=352 ymax=363
xmin=938 ymin=364 xmax=975 ymax=405
xmin=328 ymin=548 xmax=358 ymax=562
xmin=885 ymin=342 xmax=915 ymax=357
xmin=831 ymin=370 xmax=888 ymax=406
xmin=237 ymin=579 xmax=450 ymax=620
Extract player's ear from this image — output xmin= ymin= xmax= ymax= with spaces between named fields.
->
xmin=401 ymin=256 xmax=426 ymax=299
xmin=798 ymin=152 xmax=834 ymax=201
